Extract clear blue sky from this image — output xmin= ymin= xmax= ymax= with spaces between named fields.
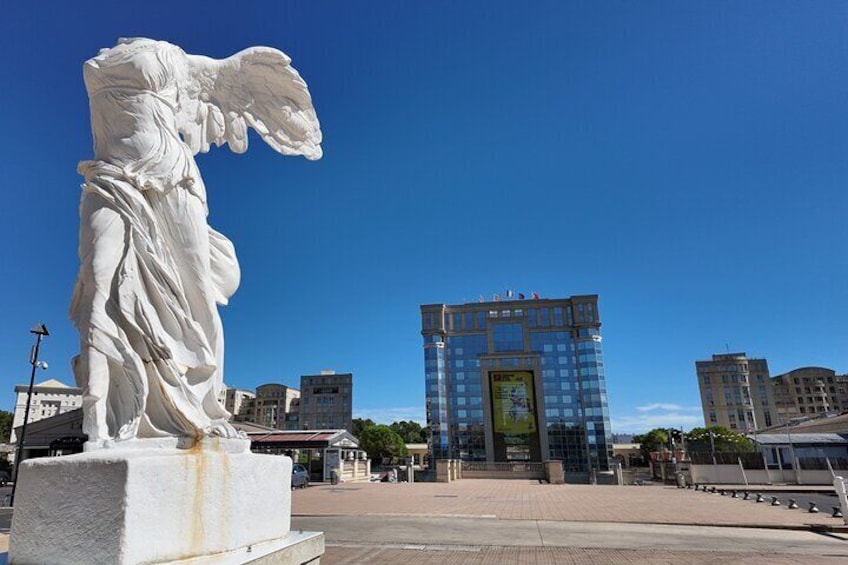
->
xmin=1 ymin=2 xmax=846 ymax=433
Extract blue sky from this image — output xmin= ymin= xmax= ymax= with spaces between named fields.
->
xmin=1 ymin=2 xmax=846 ymax=433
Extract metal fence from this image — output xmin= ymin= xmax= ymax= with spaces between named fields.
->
xmin=798 ymin=457 xmax=848 ymax=471
xmin=461 ymin=461 xmax=544 ymax=474
xmin=689 ymin=452 xmax=765 ymax=468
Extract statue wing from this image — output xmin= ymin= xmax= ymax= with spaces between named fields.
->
xmin=180 ymin=48 xmax=322 ymax=159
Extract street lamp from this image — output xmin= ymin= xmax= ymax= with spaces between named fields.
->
xmin=10 ymin=324 xmax=49 ymax=506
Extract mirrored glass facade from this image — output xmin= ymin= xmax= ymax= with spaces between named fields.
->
xmin=421 ymin=295 xmax=613 ymax=478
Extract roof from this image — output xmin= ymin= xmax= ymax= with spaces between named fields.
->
xmin=37 ymin=379 xmax=74 ymax=388
xmin=248 ymin=429 xmax=359 ymax=449
xmin=231 ymin=421 xmax=281 ymax=434
xmin=752 ymin=433 xmax=848 ymax=445
xmin=761 ymin=410 xmax=848 ymax=435
xmin=422 ymin=295 xmax=599 ymax=309
xmin=13 ymin=408 xmax=85 ymax=448
xmin=15 ymin=378 xmax=81 ymax=394
xmin=14 ymin=408 xmax=84 ymax=434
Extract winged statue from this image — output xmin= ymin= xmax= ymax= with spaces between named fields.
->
xmin=69 ymin=38 xmax=321 ymax=449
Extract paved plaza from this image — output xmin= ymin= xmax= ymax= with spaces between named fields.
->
xmin=1 ymin=480 xmax=847 ymax=563
xmin=292 ymin=479 xmax=845 ymax=529
xmin=292 ymin=479 xmax=848 ymax=564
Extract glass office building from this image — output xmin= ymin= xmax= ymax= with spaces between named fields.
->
xmin=421 ymin=295 xmax=612 ymax=479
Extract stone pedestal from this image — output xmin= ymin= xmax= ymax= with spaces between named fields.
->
xmin=9 ymin=439 xmax=323 ymax=564
xmin=436 ymin=459 xmax=452 ymax=483
xmin=544 ymin=460 xmax=565 ymax=484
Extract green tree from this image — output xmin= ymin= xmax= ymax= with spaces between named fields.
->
xmin=685 ymin=426 xmax=755 ymax=453
xmin=0 ymin=410 xmax=13 ymax=443
xmin=351 ymin=418 xmax=375 ymax=438
xmin=359 ymin=424 xmax=408 ymax=463
xmin=633 ymin=428 xmax=669 ymax=460
xmin=389 ymin=420 xmax=427 ymax=443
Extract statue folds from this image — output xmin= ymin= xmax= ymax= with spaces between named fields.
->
xmin=69 ymin=38 xmax=321 ymax=448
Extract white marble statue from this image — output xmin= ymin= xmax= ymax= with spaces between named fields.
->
xmin=69 ymin=38 xmax=322 ymax=448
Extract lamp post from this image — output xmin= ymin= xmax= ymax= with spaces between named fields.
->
xmin=709 ymin=429 xmax=717 ymax=465
xmin=10 ymin=324 xmax=49 ymax=506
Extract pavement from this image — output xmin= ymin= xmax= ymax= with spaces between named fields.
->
xmin=290 ymin=479 xmax=848 ymax=564
xmin=291 ymin=479 xmax=846 ymax=530
xmin=1 ymin=480 xmax=846 ymax=563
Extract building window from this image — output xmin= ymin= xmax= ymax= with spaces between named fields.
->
xmin=493 ymin=323 xmax=524 ymax=352
xmin=553 ymin=307 xmax=564 ymax=327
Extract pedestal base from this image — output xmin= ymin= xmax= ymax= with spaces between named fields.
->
xmin=9 ymin=440 xmax=319 ymax=564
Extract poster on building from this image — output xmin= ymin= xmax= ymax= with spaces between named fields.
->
xmin=490 ymin=371 xmax=537 ymax=434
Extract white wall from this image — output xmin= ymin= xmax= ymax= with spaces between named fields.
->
xmin=690 ymin=464 xmax=837 ymax=485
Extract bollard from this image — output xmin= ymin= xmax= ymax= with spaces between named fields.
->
xmin=788 ymin=499 xmax=798 ymax=509
xmin=731 ymin=490 xmax=739 ymax=498
xmin=710 ymin=486 xmax=717 ymax=494
xmin=834 ymin=475 xmax=848 ymax=526
xmin=833 ymin=506 xmax=843 ymax=519
xmin=756 ymin=493 xmax=764 ymax=503
xmin=743 ymin=491 xmax=751 ymax=500
xmin=771 ymin=496 xmax=781 ymax=506
xmin=693 ymin=484 xmax=699 ymax=491
xmin=808 ymin=502 xmax=819 ymax=513
xmin=720 ymin=489 xmax=726 ymax=496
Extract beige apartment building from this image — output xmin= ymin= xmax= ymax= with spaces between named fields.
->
xmin=225 ymin=388 xmax=256 ymax=421
xmin=696 ymin=353 xmax=775 ymax=431
xmin=697 ymin=353 xmax=848 ymax=431
xmin=235 ymin=383 xmax=300 ymax=430
xmin=225 ymin=374 xmax=354 ymax=432
xmin=11 ymin=378 xmax=82 ymax=444
xmin=771 ymin=367 xmax=848 ymax=423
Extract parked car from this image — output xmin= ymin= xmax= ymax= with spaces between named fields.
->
xmin=291 ymin=464 xmax=309 ymax=489
xmin=0 ymin=471 xmax=9 ymax=486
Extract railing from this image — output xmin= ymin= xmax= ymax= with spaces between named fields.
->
xmin=688 ymin=453 xmax=848 ymax=485
xmin=799 ymin=457 xmax=848 ymax=471
xmin=462 ymin=461 xmax=544 ymax=473
xmin=461 ymin=461 xmax=544 ymax=475
xmin=690 ymin=452 xmax=765 ymax=468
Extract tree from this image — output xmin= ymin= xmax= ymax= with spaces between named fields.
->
xmin=358 ymin=425 xmax=408 ymax=463
xmin=633 ymin=428 xmax=669 ymax=460
xmin=351 ymin=418 xmax=375 ymax=438
xmin=685 ymin=426 xmax=755 ymax=453
xmin=0 ymin=410 xmax=12 ymax=443
xmin=389 ymin=420 xmax=427 ymax=443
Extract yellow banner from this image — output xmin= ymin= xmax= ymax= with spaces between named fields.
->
xmin=491 ymin=371 xmax=536 ymax=434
